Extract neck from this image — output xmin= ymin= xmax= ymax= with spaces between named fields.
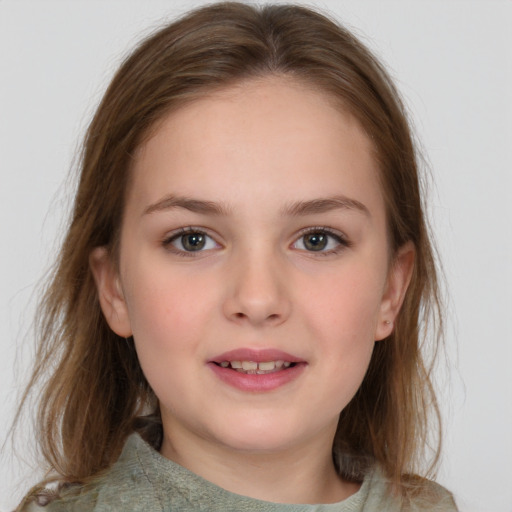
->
xmin=159 ymin=423 xmax=360 ymax=504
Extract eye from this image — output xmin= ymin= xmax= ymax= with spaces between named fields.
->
xmin=292 ymin=228 xmax=348 ymax=254
xmin=164 ymin=228 xmax=219 ymax=254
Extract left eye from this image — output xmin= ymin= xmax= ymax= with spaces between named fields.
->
xmin=166 ymin=230 xmax=218 ymax=253
xmin=292 ymin=230 xmax=344 ymax=252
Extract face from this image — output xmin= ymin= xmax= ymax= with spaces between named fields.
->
xmin=92 ymin=78 xmax=412 ymax=460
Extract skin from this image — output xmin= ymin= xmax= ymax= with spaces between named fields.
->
xmin=91 ymin=77 xmax=414 ymax=504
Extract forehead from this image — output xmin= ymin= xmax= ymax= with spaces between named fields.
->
xmin=127 ymin=77 xmax=383 ymax=216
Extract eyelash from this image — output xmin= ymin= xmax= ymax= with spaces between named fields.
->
xmin=162 ymin=227 xmax=219 ymax=257
xmin=162 ymin=226 xmax=351 ymax=257
xmin=292 ymin=226 xmax=352 ymax=256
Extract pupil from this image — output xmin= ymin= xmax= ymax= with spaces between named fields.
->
xmin=304 ymin=233 xmax=327 ymax=251
xmin=182 ymin=233 xmax=205 ymax=251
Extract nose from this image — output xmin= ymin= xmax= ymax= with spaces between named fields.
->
xmin=222 ymin=250 xmax=292 ymax=327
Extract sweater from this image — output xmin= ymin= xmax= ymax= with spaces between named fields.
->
xmin=27 ymin=434 xmax=457 ymax=511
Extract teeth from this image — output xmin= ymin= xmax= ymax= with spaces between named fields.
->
xmin=217 ymin=360 xmax=296 ymax=374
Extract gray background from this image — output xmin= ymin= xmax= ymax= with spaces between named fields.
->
xmin=1 ymin=1 xmax=511 ymax=511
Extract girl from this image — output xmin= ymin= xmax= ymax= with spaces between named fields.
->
xmin=16 ymin=2 xmax=457 ymax=510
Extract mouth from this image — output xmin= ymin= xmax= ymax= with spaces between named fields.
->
xmin=208 ymin=349 xmax=306 ymax=391
xmin=213 ymin=359 xmax=296 ymax=375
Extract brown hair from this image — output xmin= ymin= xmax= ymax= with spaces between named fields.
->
xmin=17 ymin=1 xmax=443 ymax=504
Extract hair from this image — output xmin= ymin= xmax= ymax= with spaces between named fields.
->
xmin=16 ymin=1 xmax=444 ymax=505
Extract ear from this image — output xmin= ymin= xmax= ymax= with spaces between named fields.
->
xmin=374 ymin=241 xmax=415 ymax=341
xmin=89 ymin=246 xmax=132 ymax=337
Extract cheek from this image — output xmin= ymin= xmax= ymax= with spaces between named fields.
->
xmin=122 ymin=264 xmax=218 ymax=357
xmin=298 ymin=263 xmax=384 ymax=405
xmin=304 ymin=264 xmax=385 ymax=341
xmin=122 ymin=270 xmax=217 ymax=403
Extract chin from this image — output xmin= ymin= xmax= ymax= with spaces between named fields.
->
xmin=219 ymin=434 xmax=297 ymax=454
xmin=209 ymin=415 xmax=309 ymax=454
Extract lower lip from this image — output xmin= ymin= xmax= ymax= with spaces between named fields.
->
xmin=208 ymin=362 xmax=306 ymax=392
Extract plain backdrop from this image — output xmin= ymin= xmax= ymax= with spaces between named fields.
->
xmin=1 ymin=1 xmax=510 ymax=511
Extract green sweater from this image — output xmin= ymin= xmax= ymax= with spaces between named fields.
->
xmin=28 ymin=434 xmax=457 ymax=511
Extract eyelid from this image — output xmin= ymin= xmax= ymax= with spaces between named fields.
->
xmin=162 ymin=226 xmax=221 ymax=256
xmin=160 ymin=225 xmax=351 ymax=257
xmin=291 ymin=226 xmax=352 ymax=254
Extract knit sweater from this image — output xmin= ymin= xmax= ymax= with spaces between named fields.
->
xmin=27 ymin=434 xmax=457 ymax=511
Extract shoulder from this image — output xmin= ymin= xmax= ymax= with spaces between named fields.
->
xmin=409 ymin=479 xmax=458 ymax=512
xmin=19 ymin=434 xmax=162 ymax=512
xmin=363 ymin=467 xmax=458 ymax=511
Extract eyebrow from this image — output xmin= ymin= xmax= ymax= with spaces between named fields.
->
xmin=143 ymin=195 xmax=231 ymax=216
xmin=282 ymin=196 xmax=370 ymax=217
xmin=143 ymin=194 xmax=369 ymax=218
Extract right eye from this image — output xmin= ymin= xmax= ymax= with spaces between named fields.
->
xmin=164 ymin=228 xmax=219 ymax=255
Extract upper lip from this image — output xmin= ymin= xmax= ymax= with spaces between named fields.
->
xmin=209 ymin=348 xmax=305 ymax=364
